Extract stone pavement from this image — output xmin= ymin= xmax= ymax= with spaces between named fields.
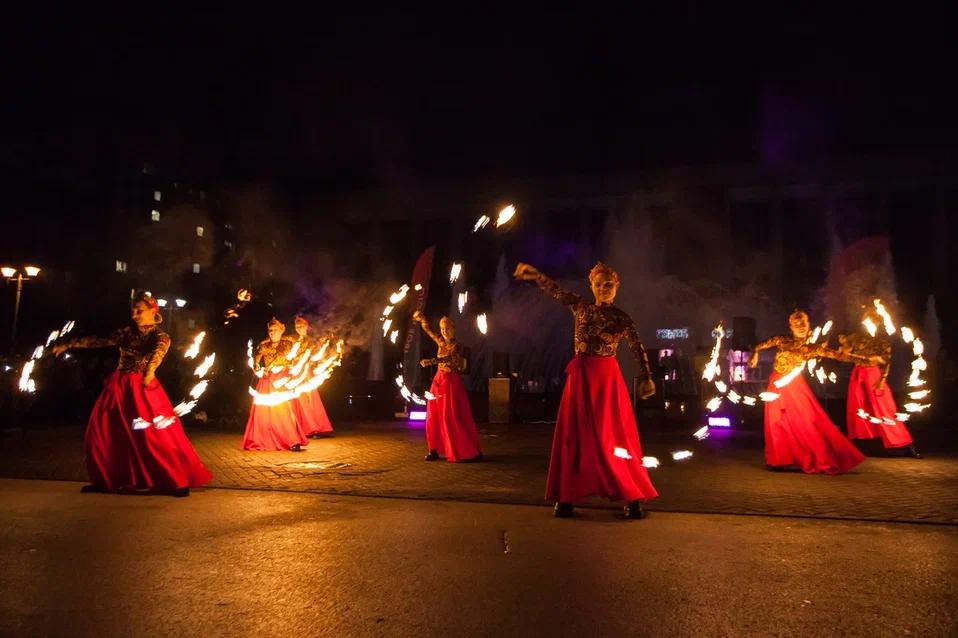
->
xmin=1 ymin=420 xmax=956 ymax=524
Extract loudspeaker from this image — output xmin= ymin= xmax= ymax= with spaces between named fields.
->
xmin=493 ymin=352 xmax=510 ymax=377
xmin=731 ymin=316 xmax=757 ymax=350
xmin=488 ymin=377 xmax=511 ymax=423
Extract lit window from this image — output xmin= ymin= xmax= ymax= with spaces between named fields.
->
xmin=154 ymin=190 xmax=162 ymax=202
xmin=151 ymin=210 xmax=161 ymax=222
xmin=196 ymin=226 xmax=204 ymax=237
xmin=192 ymin=263 xmax=200 ymax=274
xmin=115 ymin=260 xmax=127 ymax=273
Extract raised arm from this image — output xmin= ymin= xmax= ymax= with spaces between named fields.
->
xmin=748 ymin=335 xmax=785 ymax=368
xmin=52 ymin=330 xmax=120 ymax=355
xmin=413 ymin=311 xmax=443 ymax=346
xmin=513 ymin=263 xmax=583 ymax=308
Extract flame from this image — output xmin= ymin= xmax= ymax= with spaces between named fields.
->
xmin=153 ymin=415 xmax=176 ymax=430
xmin=895 ymin=412 xmax=911 ymax=422
xmin=807 ymin=359 xmax=817 ymax=373
xmin=822 ymin=320 xmax=833 ymax=336
xmin=414 ymin=284 xmax=423 ymax=291
xmin=174 ymin=400 xmax=197 ymax=416
xmin=382 ymin=305 xmax=394 ymax=317
xmin=61 ymin=320 xmax=75 ymax=335
xmin=184 ymin=332 xmax=206 ymax=359
xmin=194 ymin=353 xmax=216 ymax=377
xmin=382 ymin=318 xmax=393 ymax=336
xmin=706 ymin=397 xmax=722 ymax=412
xmin=773 ymin=365 xmax=804 ymax=389
xmin=900 ymin=327 xmax=915 ymax=343
xmin=31 ymin=346 xmax=44 ymax=360
xmin=458 ymin=292 xmax=468 ymax=314
xmin=613 ymin=447 xmax=633 ymax=460
xmin=476 ymin=313 xmax=488 ymax=335
xmin=449 ymin=262 xmax=462 ymax=283
xmin=249 ymin=339 xmax=346 ymax=406
xmin=908 ymin=389 xmax=930 ymax=400
xmin=189 ymin=380 xmax=209 ymax=400
xmin=816 ymin=367 xmax=827 ymax=385
xmin=907 ymin=370 xmax=925 ymax=387
xmin=496 ymin=204 xmax=516 ymax=227
xmin=727 ymin=390 xmax=741 ymax=404
xmin=759 ymin=391 xmax=780 ymax=402
xmin=693 ymin=425 xmax=710 ymax=441
xmin=395 ymin=375 xmax=404 ymax=388
xmin=672 ymin=450 xmax=693 ymax=461
xmin=912 ymin=339 xmax=924 ymax=356
xmin=911 ymin=357 xmax=927 ymax=371
xmin=828 ymin=371 xmax=837 ymax=383
xmin=810 ymin=326 xmax=822 ymax=344
xmin=742 ymin=396 xmax=757 ymax=406
xmin=862 ymin=318 xmax=877 ymax=337
xmin=702 ymin=323 xmax=724 ymax=381
xmin=389 ymin=330 xmax=399 ymax=344
xmin=641 ymin=456 xmax=660 ymax=469
xmin=904 ymin=402 xmax=930 ymax=413
xmin=873 ymin=299 xmax=896 ymax=335
xmin=132 ymin=418 xmax=151 ymax=430
xmin=715 ymin=380 xmax=727 ymax=394
xmin=473 ymin=215 xmax=491 ymax=232
xmin=46 ymin=330 xmax=60 ymax=347
xmin=18 ymin=360 xmax=36 ymax=393
xmin=389 ymin=285 xmax=410 ymax=305
xmin=425 ymin=391 xmax=437 ymax=400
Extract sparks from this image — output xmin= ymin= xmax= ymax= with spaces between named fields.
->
xmin=476 ymin=313 xmax=488 ymax=335
xmin=496 ymin=204 xmax=517 ymax=227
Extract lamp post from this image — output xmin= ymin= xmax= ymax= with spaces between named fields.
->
xmin=155 ymin=296 xmax=187 ymax=338
xmin=2 ymin=265 xmax=40 ymax=351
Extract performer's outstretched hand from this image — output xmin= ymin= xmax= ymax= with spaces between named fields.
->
xmin=513 ymin=262 xmax=540 ymax=281
xmin=637 ymin=378 xmax=656 ymax=400
xmin=412 ymin=310 xmax=425 ymax=323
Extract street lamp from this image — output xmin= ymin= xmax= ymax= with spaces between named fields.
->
xmin=3 ymin=265 xmax=41 ymax=350
xmin=154 ymin=296 xmax=186 ymax=336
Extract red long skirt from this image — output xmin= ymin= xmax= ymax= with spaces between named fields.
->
xmin=546 ymin=355 xmax=658 ymax=503
xmin=85 ymin=371 xmax=212 ymax=491
xmin=292 ymin=389 xmax=333 ymax=436
xmin=425 ymin=370 xmax=482 ymax=462
xmin=764 ymin=372 xmax=865 ymax=474
xmin=846 ymin=365 xmax=913 ymax=448
xmin=241 ymin=374 xmax=308 ymax=450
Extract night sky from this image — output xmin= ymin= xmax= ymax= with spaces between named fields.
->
xmin=4 ymin=5 xmax=957 ymax=206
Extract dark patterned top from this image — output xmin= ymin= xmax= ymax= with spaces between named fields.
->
xmin=70 ymin=325 xmax=170 ymax=375
xmin=840 ymin=333 xmax=892 ymax=384
xmin=253 ymin=336 xmax=296 ymax=371
xmin=533 ymin=273 xmax=652 ymax=379
xmin=419 ymin=320 xmax=467 ymax=374
xmin=753 ymin=335 xmax=873 ymax=375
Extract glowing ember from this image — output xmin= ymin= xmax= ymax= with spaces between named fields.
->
xmin=496 ymin=204 xmax=517 ymax=227
xmin=473 ymin=214 xmax=491 ymax=232
xmin=449 ymin=262 xmax=462 ymax=283
xmin=613 ymin=447 xmax=632 ymax=460
xmin=693 ymin=425 xmax=709 ymax=441
xmin=193 ymin=353 xmax=216 ymax=377
xmin=458 ymin=291 xmax=468 ymax=314
xmin=672 ymin=450 xmax=693 ymax=461
xmin=476 ymin=313 xmax=488 ymax=335
xmin=641 ymin=456 xmax=660 ymax=469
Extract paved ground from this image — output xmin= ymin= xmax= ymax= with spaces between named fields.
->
xmin=1 ymin=419 xmax=956 ymax=524
xmin=1 ymin=479 xmax=955 ymax=637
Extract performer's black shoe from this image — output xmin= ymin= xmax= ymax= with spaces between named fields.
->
xmin=553 ymin=502 xmax=574 ymax=518
xmin=290 ymin=444 xmax=306 ymax=452
xmin=462 ymin=452 xmax=484 ymax=463
xmin=80 ymin=484 xmax=106 ymax=494
xmin=906 ymin=445 xmax=923 ymax=459
xmin=171 ymin=487 xmax=190 ymax=497
xmin=624 ymin=500 xmax=647 ymax=519
xmin=424 ymin=450 xmax=440 ymax=461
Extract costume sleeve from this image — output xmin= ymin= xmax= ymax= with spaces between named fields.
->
xmin=145 ymin=332 xmax=171 ymax=376
xmin=623 ymin=320 xmax=652 ymax=380
xmin=533 ymin=272 xmax=583 ymax=308
xmin=752 ymin=335 xmax=785 ymax=353
xmin=67 ymin=329 xmax=121 ymax=350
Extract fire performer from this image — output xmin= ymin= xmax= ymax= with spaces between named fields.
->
xmin=748 ymin=310 xmax=880 ymax=474
xmin=514 ymin=261 xmax=657 ymax=519
xmin=241 ymin=318 xmax=307 ymax=451
xmin=413 ymin=310 xmax=483 ymax=462
xmin=290 ymin=315 xmax=334 ymax=439
xmin=52 ymin=294 xmax=212 ymax=496
xmin=839 ymin=309 xmax=920 ymax=457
